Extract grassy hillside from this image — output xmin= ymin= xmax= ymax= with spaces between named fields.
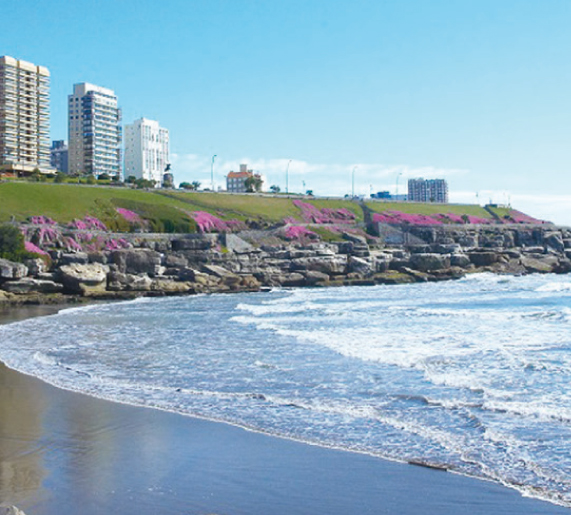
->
xmin=0 ymin=182 xmax=543 ymax=234
xmin=365 ymin=200 xmax=494 ymax=219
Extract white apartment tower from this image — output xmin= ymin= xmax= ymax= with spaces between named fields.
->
xmin=68 ymin=83 xmax=122 ymax=177
xmin=124 ymin=118 xmax=169 ymax=185
xmin=0 ymin=56 xmax=51 ymax=174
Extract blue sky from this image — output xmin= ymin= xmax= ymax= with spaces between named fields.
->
xmin=4 ymin=0 xmax=571 ymax=223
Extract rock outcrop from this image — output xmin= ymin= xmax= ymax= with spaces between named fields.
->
xmin=2 ymin=224 xmax=571 ymax=305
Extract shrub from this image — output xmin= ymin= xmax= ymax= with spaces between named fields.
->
xmin=0 ymin=224 xmax=29 ymax=261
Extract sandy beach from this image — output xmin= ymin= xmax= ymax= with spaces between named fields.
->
xmin=0 ymin=305 xmax=569 ymax=515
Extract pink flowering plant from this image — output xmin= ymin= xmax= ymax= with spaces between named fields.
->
xmin=29 ymin=215 xmax=57 ymax=226
xmin=284 ymin=225 xmax=318 ymax=240
xmin=505 ymin=210 xmax=544 ymax=224
xmin=293 ymin=200 xmax=356 ymax=224
xmin=24 ymin=241 xmax=49 ymax=256
xmin=190 ymin=211 xmax=245 ymax=233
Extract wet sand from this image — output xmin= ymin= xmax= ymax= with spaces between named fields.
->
xmin=0 ymin=306 xmax=569 ymax=515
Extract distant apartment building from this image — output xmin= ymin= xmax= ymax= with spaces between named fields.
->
xmin=50 ymin=140 xmax=68 ymax=173
xmin=226 ymin=164 xmax=264 ymax=193
xmin=407 ymin=178 xmax=448 ymax=203
xmin=0 ymin=56 xmax=51 ymax=174
xmin=124 ymin=118 xmax=169 ymax=186
xmin=68 ymin=83 xmax=122 ymax=177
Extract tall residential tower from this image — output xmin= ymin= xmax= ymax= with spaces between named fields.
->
xmin=124 ymin=118 xmax=169 ymax=186
xmin=0 ymin=56 xmax=51 ymax=174
xmin=407 ymin=178 xmax=449 ymax=203
xmin=68 ymin=83 xmax=122 ymax=177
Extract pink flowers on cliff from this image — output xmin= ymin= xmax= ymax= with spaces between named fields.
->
xmin=284 ymin=225 xmax=318 ymax=240
xmin=293 ymin=200 xmax=356 ymax=224
xmin=373 ymin=210 xmax=495 ymax=226
xmin=116 ymin=208 xmax=143 ymax=224
xmin=24 ymin=241 xmax=48 ymax=256
xmin=23 ymin=214 xmax=132 ymax=255
xmin=68 ymin=215 xmax=107 ymax=231
xmin=190 ymin=211 xmax=244 ymax=233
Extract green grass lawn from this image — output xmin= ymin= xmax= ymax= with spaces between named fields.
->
xmin=365 ymin=200 xmax=494 ymax=219
xmin=2 ymin=182 xmax=537 ymax=233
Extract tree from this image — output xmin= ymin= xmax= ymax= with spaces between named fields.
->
xmin=191 ymin=180 xmax=201 ymax=190
xmin=245 ymin=175 xmax=263 ymax=193
xmin=0 ymin=224 xmax=27 ymax=261
xmin=135 ymin=178 xmax=156 ymax=189
xmin=54 ymin=172 xmax=66 ymax=183
xmin=179 ymin=182 xmax=193 ymax=190
xmin=305 ymin=189 xmax=314 ymax=196
xmin=86 ymin=175 xmax=97 ymax=185
xmin=270 ymin=185 xmax=281 ymax=193
xmin=97 ymin=173 xmax=111 ymax=181
xmin=125 ymin=175 xmax=137 ymax=184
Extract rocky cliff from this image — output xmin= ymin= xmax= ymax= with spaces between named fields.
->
xmin=1 ymin=222 xmax=570 ymax=307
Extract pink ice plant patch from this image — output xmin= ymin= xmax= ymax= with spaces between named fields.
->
xmin=293 ymin=200 xmax=356 ymax=224
xmin=29 ymin=215 xmax=57 ymax=225
xmin=191 ymin=211 xmax=244 ymax=233
xmin=116 ymin=207 xmax=143 ymax=224
xmin=373 ymin=211 xmax=443 ymax=225
xmin=25 ymin=241 xmax=48 ymax=255
xmin=507 ymin=210 xmax=544 ymax=224
xmin=68 ymin=216 xmax=107 ymax=231
xmin=466 ymin=215 xmax=492 ymax=224
xmin=284 ymin=225 xmax=318 ymax=240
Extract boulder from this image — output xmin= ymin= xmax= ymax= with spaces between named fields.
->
xmin=163 ymin=253 xmax=188 ymax=268
xmin=59 ymin=263 xmax=109 ymax=294
xmin=291 ymin=256 xmax=347 ymax=275
xmin=202 ymin=264 xmax=241 ymax=286
xmin=302 ymin=270 xmax=330 ymax=284
xmin=544 ymin=232 xmax=565 ymax=253
xmin=347 ymin=256 xmax=375 ymax=276
xmin=468 ymin=252 xmax=499 ymax=267
xmin=151 ymin=278 xmax=194 ymax=293
xmin=111 ymin=249 xmax=162 ymax=276
xmin=59 ymin=252 xmax=89 ymax=265
xmin=1 ymin=278 xmax=63 ymax=294
xmin=450 ymin=253 xmax=471 ymax=268
xmin=409 ymin=253 xmax=450 ymax=272
xmin=107 ymin=272 xmax=153 ymax=291
xmin=23 ymin=257 xmax=46 ymax=276
xmin=0 ymin=259 xmax=28 ymax=280
xmin=520 ymin=255 xmax=559 ymax=274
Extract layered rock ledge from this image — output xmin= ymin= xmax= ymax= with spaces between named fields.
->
xmin=1 ymin=224 xmax=570 ymax=307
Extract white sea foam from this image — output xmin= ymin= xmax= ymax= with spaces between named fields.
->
xmin=2 ymin=276 xmax=571 ymax=508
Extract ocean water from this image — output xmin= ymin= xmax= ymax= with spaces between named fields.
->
xmin=1 ymin=273 xmax=571 ymax=507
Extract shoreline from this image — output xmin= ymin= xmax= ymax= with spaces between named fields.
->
xmin=1 ymin=301 xmax=570 ymax=514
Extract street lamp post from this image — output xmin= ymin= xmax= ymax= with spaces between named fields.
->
xmin=286 ymin=159 xmax=292 ymax=194
xmin=352 ymin=166 xmax=357 ymax=198
xmin=210 ymin=154 xmax=217 ymax=191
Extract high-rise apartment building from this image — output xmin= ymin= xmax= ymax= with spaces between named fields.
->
xmin=50 ymin=140 xmax=68 ymax=173
xmin=124 ymin=118 xmax=169 ymax=185
xmin=0 ymin=56 xmax=51 ymax=174
xmin=407 ymin=178 xmax=449 ymax=203
xmin=68 ymin=83 xmax=121 ymax=177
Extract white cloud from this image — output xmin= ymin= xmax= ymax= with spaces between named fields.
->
xmin=170 ymin=153 xmax=468 ymax=196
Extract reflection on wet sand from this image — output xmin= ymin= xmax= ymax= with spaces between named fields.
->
xmin=0 ymin=363 xmax=46 ymax=509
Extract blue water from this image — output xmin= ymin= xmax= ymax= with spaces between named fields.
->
xmin=2 ymin=273 xmax=571 ymax=507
